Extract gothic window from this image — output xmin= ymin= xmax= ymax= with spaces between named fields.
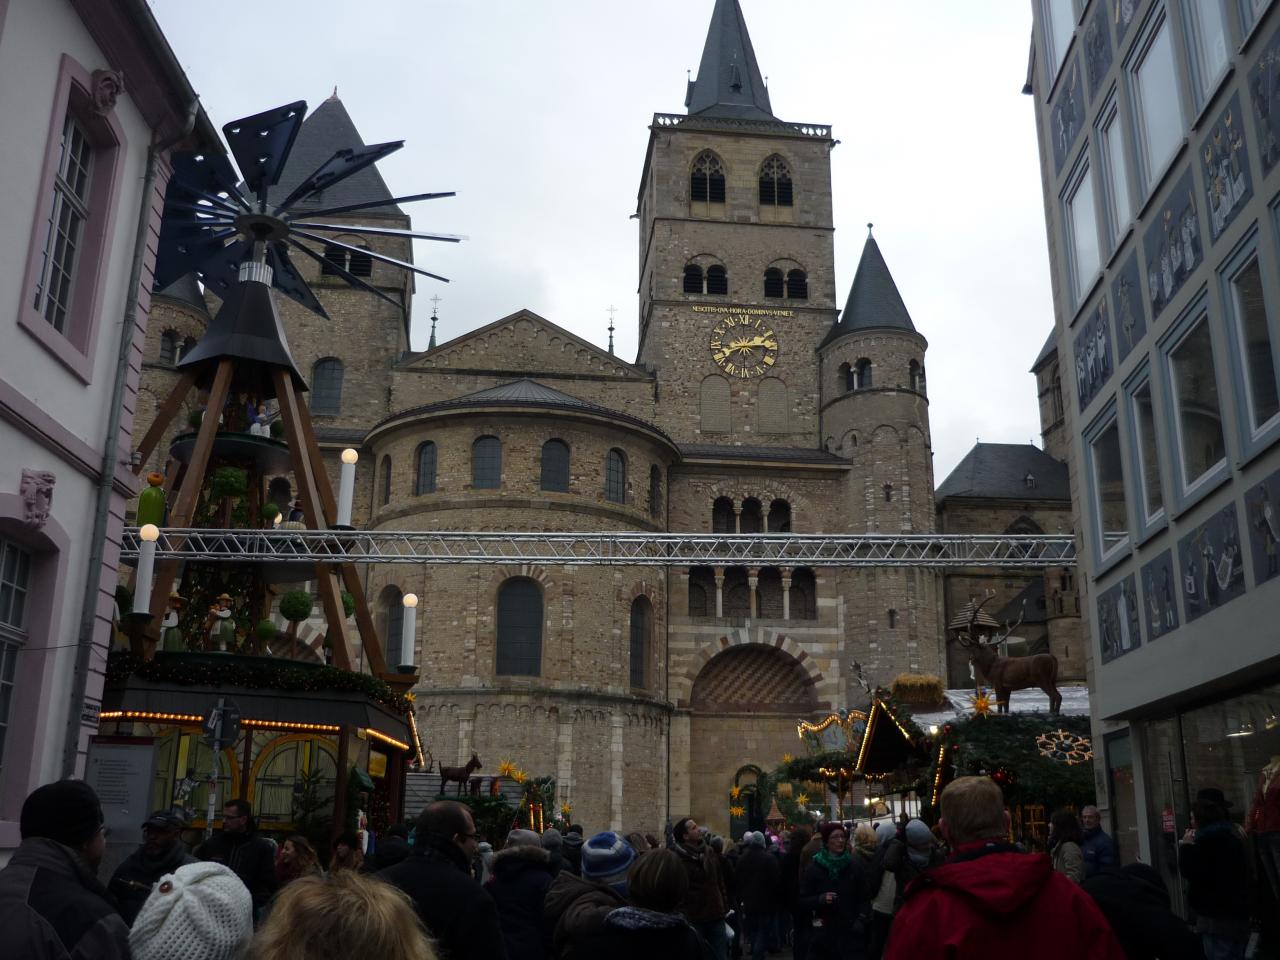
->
xmin=629 ymin=596 xmax=652 ymax=688
xmin=1051 ymin=370 xmax=1065 ymax=423
xmin=381 ymin=586 xmax=404 ymax=659
xmin=888 ymin=608 xmax=897 ymax=629
xmin=540 ymin=439 xmax=570 ymax=492
xmin=740 ymin=497 xmax=763 ymax=533
xmin=757 ymin=377 xmax=788 ymax=433
xmin=712 ymin=496 xmax=735 ymax=533
xmin=688 ymin=567 xmax=715 ymax=617
xmin=700 ymin=375 xmax=730 ymax=433
xmin=690 ymin=151 xmax=726 ymax=204
xmin=767 ymin=499 xmax=791 ymax=532
xmin=758 ymin=155 xmax=793 ymax=207
xmin=764 ymin=268 xmax=785 ymax=298
xmin=758 ymin=568 xmax=784 ymax=619
xmin=683 ymin=264 xmax=703 ymax=294
xmin=705 ymin=265 xmax=728 ymax=295
xmin=790 ymin=568 xmax=817 ymax=620
xmin=311 ymin=358 xmax=344 ymax=415
xmin=839 ymin=362 xmax=854 ymax=392
xmin=380 ymin=455 xmax=392 ymax=506
xmin=605 ymin=448 xmax=627 ymax=504
xmin=414 ymin=441 xmax=437 ymax=495
xmin=321 ymin=242 xmax=372 ymax=277
xmin=496 ymin=577 xmax=542 ymax=676
xmin=158 ymin=330 xmax=178 ymax=366
xmin=786 ymin=269 xmax=808 ymax=300
xmin=910 ymin=359 xmax=926 ymax=393
xmin=472 ymin=436 xmax=502 ymax=489
xmin=855 ymin=358 xmax=873 ymax=389
xmin=648 ymin=465 xmax=662 ymax=519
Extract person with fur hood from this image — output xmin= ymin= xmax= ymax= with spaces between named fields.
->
xmin=488 ymin=829 xmax=555 ymax=960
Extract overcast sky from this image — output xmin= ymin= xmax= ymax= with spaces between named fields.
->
xmin=149 ymin=0 xmax=1048 ymax=483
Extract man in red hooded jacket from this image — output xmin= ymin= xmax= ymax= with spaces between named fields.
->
xmin=885 ymin=777 xmax=1126 ymax=960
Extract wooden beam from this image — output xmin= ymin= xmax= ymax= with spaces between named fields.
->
xmin=132 ymin=370 xmax=196 ymax=473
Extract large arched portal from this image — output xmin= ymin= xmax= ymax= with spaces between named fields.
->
xmin=689 ymin=643 xmax=820 ymax=836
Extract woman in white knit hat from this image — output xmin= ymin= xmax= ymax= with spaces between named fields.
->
xmin=129 ymin=861 xmax=254 ymax=960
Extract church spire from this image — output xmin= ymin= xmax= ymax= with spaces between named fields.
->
xmin=684 ymin=0 xmax=774 ymax=120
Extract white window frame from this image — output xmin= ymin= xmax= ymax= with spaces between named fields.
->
xmin=1220 ymin=225 xmax=1280 ymax=460
xmin=1096 ymin=93 xmax=1133 ymax=248
xmin=1084 ymin=403 xmax=1132 ymax=570
xmin=1041 ymin=0 xmax=1079 ymax=86
xmin=1126 ymin=7 xmax=1185 ymax=195
xmin=1062 ymin=153 xmax=1101 ymax=307
xmin=1122 ymin=363 xmax=1168 ymax=542
xmin=0 ymin=538 xmax=32 ymax=779
xmin=1181 ymin=0 xmax=1231 ymax=109
xmin=33 ymin=114 xmax=94 ymax=334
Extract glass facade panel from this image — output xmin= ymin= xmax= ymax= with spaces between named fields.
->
xmin=1169 ymin=318 xmax=1227 ymax=490
xmin=1105 ymin=731 xmax=1141 ymax=864
xmin=1230 ymin=257 xmax=1280 ymax=433
xmin=1134 ymin=18 xmax=1182 ymax=186
xmin=1043 ymin=0 xmax=1076 ymax=79
xmin=1101 ymin=105 xmax=1132 ymax=243
xmin=1185 ymin=1 xmax=1230 ymax=104
xmin=1067 ymin=164 xmax=1101 ymax=302
xmin=1132 ymin=380 xmax=1165 ymax=522
xmin=1091 ymin=420 xmax=1129 ymax=557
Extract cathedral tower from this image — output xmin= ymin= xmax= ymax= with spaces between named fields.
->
xmin=635 ymin=0 xmax=838 ymax=445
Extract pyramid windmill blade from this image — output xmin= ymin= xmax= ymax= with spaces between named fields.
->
xmin=267 ymin=243 xmax=330 ymax=318
xmin=275 ymin=140 xmax=404 ymax=210
xmin=300 ymin=191 xmax=456 ymax=219
xmin=171 ymin=151 xmax=247 ymax=207
xmin=194 ymin=238 xmax=254 ymax=299
xmin=290 ymin=221 xmax=464 ymax=243
xmin=291 ymin=229 xmax=449 ymax=283
xmin=154 ymin=222 xmax=239 ymax=290
xmin=286 ymin=238 xmax=404 ymax=312
xmin=223 ymin=100 xmax=307 ymax=201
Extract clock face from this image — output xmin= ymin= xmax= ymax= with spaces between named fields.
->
xmin=709 ymin=313 xmax=779 ymax=378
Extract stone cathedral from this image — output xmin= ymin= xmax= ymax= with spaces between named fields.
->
xmin=137 ymin=0 xmax=967 ymax=835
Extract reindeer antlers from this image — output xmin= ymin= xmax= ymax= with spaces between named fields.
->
xmin=978 ymin=599 xmax=1026 ymax=648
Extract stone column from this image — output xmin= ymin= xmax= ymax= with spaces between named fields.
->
xmin=733 ymin=504 xmax=742 ymax=534
xmin=714 ymin=567 xmax=725 ymax=618
xmin=782 ymin=568 xmax=793 ymax=620
xmin=456 ymin=708 xmax=476 ymax=764
xmin=556 ymin=713 xmax=575 ymax=816
xmin=668 ymin=711 xmax=693 ymax=818
xmin=610 ymin=714 xmax=625 ymax=831
xmin=747 ymin=567 xmax=759 ymax=619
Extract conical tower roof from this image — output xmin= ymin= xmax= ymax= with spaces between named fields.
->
xmin=153 ymin=272 xmax=210 ymax=317
xmin=824 ymin=233 xmax=917 ymax=346
xmin=685 ymin=0 xmax=774 ymax=120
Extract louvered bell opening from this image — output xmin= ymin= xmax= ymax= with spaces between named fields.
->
xmin=706 ymin=266 xmax=728 ymax=295
xmin=348 ymin=249 xmax=373 ymax=277
xmin=321 ymin=244 xmax=345 ymax=276
xmin=776 ymin=178 xmax=793 ymax=207
xmin=683 ymin=265 xmax=704 ymax=293
xmin=764 ymin=269 xmax=784 ymax=298
xmin=690 ymin=174 xmax=709 ymax=204
xmin=708 ymin=175 xmax=726 ymax=203
xmin=759 ymin=178 xmax=775 ymax=205
xmin=786 ymin=270 xmax=808 ymax=300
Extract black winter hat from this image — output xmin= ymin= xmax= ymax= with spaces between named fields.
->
xmin=21 ymin=780 xmax=104 ymax=847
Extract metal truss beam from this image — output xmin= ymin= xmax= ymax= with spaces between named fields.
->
xmin=121 ymin=528 xmax=1076 ymax=568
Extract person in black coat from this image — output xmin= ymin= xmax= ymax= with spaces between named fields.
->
xmin=735 ymin=832 xmax=780 ymax=960
xmin=379 ymin=800 xmax=508 ymax=960
xmin=781 ymin=827 xmax=812 ymax=960
xmin=1179 ymin=789 xmax=1251 ymax=958
xmin=1082 ymin=862 xmax=1203 ymax=960
xmin=194 ymin=798 xmax=278 ymax=915
xmin=487 ymin=829 xmax=555 ymax=960
xmin=566 ymin=849 xmax=711 ymax=960
xmin=798 ymin=822 xmax=872 ymax=960
xmin=109 ymin=809 xmax=197 ymax=923
xmin=366 ymin=822 xmax=412 ymax=872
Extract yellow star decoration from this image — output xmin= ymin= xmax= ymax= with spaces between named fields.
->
xmin=782 ymin=753 xmax=794 ymax=764
xmin=512 ymin=769 xmax=527 ymax=784
xmin=972 ymin=689 xmax=992 ymax=717
xmin=560 ymin=803 xmax=573 ymax=818
xmin=796 ymin=792 xmax=809 ymax=806
xmin=729 ymin=805 xmax=746 ymax=818
xmin=729 ymin=786 xmax=742 ymax=800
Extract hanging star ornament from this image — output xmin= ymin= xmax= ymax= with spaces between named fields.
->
xmin=154 ymin=100 xmax=462 ymax=319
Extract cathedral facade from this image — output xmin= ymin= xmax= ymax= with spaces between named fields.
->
xmin=136 ymin=0 xmax=946 ymax=834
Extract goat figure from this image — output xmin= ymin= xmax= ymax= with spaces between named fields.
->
xmin=438 ymin=752 xmax=482 ymax=795
xmin=956 ymin=595 xmax=1063 ymax=714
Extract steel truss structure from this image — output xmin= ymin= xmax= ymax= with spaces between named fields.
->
xmin=120 ymin=528 xmax=1076 ymax=568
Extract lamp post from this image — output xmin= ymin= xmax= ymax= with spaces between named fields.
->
xmin=400 ymin=593 xmax=418 ymax=671
xmin=133 ymin=524 xmax=160 ymax=615
xmin=336 ymin=448 xmax=358 ymax=528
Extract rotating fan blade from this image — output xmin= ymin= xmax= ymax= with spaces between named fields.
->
xmin=154 ymin=221 xmax=239 ymax=290
xmin=275 ymin=140 xmax=404 ymax=210
xmin=286 ymin=238 xmax=404 ymax=312
xmin=223 ymin=100 xmax=307 ymax=200
xmin=194 ymin=238 xmax=254 ymax=299
xmin=292 ymin=229 xmax=449 ymax=283
xmin=290 ymin=221 xmax=464 ymax=243
xmin=267 ymin=243 xmax=329 ymax=319
xmin=300 ymin=191 xmax=456 ymax=219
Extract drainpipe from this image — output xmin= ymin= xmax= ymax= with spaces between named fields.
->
xmin=61 ymin=99 xmax=201 ymax=776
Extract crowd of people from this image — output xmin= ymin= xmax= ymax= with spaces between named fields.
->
xmin=0 ymin=775 xmax=1251 ymax=959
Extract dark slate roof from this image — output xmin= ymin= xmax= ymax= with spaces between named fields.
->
xmin=685 ymin=0 xmax=774 ymax=120
xmin=936 ymin=443 xmax=1070 ymax=502
xmin=153 ymin=272 xmax=209 ymax=316
xmin=265 ymin=94 xmax=400 ymax=215
xmin=1030 ymin=329 xmax=1058 ymax=372
xmin=679 ymin=444 xmax=848 ymax=465
xmin=998 ymin=578 xmax=1048 ymax=625
xmin=823 ymin=235 xmax=916 ymax=345
xmin=371 ymin=379 xmax=674 ymax=443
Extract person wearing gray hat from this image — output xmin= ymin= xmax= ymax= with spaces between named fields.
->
xmin=110 ymin=809 xmax=198 ymax=923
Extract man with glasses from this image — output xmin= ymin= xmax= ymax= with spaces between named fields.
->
xmin=380 ymin=799 xmax=508 ymax=960
xmin=0 ymin=779 xmax=131 ymax=958
xmin=196 ymin=798 xmax=278 ymax=915
xmin=109 ymin=808 xmax=197 ymax=923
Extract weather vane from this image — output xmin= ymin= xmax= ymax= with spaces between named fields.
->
xmin=607 ymin=305 xmax=617 ymax=355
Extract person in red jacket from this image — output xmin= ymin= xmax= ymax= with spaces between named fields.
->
xmin=884 ymin=777 xmax=1126 ymax=960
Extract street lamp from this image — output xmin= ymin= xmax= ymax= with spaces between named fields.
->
xmin=336 ymin=448 xmax=358 ymax=528
xmin=133 ymin=524 xmax=160 ymax=615
xmin=400 ymin=592 xmax=418 ymax=671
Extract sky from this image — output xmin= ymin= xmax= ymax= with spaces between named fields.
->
xmin=148 ymin=0 xmax=1050 ymax=483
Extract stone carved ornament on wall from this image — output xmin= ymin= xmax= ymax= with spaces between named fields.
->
xmin=20 ymin=468 xmax=56 ymax=529
xmin=90 ymin=68 xmax=124 ymax=115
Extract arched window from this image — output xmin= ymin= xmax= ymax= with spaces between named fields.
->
xmin=690 ymin=151 xmax=726 ymax=204
xmin=712 ymin=496 xmax=735 ymax=533
xmin=688 ymin=567 xmax=715 ymax=617
xmin=629 ymin=596 xmax=652 ymax=688
xmin=380 ymin=586 xmax=404 ymax=662
xmin=855 ymin=358 xmax=873 ymax=389
xmin=540 ymin=439 xmax=570 ymax=492
xmin=758 ymin=155 xmax=793 ymax=207
xmin=767 ymin=499 xmax=791 ymax=532
xmin=758 ymin=568 xmax=784 ymax=618
xmin=472 ymin=436 xmax=501 ymax=489
xmin=158 ymin=330 xmax=178 ymax=365
xmin=888 ymin=608 xmax=897 ymax=629
xmin=311 ymin=358 xmax=344 ymax=415
xmin=786 ymin=269 xmax=808 ymax=300
xmin=604 ymin=448 xmax=626 ymax=504
xmin=648 ymin=465 xmax=662 ymax=519
xmin=179 ymin=336 xmax=198 ymax=361
xmin=705 ymin=264 xmax=728 ymax=295
xmin=839 ymin=362 xmax=854 ymax=392
xmin=909 ymin=360 xmax=926 ymax=393
xmin=757 ymin=377 xmax=787 ymax=433
xmin=724 ymin=568 xmax=751 ymax=619
xmin=683 ymin=264 xmax=704 ymax=294
xmin=380 ymin=455 xmax=392 ymax=505
xmin=740 ymin=497 xmax=763 ymax=534
xmin=700 ymin=375 xmax=730 ymax=433
xmin=496 ymin=577 xmax=542 ymax=676
xmin=884 ymin=483 xmax=894 ymax=502
xmin=763 ymin=268 xmax=785 ymax=298
xmin=790 ymin=568 xmax=817 ymax=620
xmin=348 ymin=247 xmax=372 ymax=277
xmin=321 ymin=242 xmax=372 ymax=278
xmin=1051 ymin=372 xmax=1064 ymax=423
xmin=415 ymin=441 xmax=437 ymax=495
